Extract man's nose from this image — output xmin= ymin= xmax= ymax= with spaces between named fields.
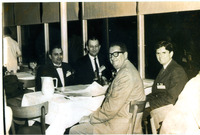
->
xmin=110 ymin=55 xmax=115 ymax=60
xmin=58 ymin=54 xmax=63 ymax=58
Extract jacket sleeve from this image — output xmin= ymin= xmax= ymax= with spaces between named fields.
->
xmin=90 ymin=70 xmax=133 ymax=124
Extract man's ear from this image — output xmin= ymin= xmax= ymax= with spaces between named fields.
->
xmin=86 ymin=45 xmax=89 ymax=51
xmin=124 ymin=52 xmax=128 ymax=59
xmin=170 ymin=51 xmax=174 ymax=58
xmin=49 ymin=54 xmax=52 ymax=60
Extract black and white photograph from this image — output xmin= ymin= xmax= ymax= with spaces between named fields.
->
xmin=1 ymin=1 xmax=200 ymax=134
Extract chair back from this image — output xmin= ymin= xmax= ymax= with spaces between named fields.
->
xmin=129 ymin=100 xmax=146 ymax=134
xmin=10 ymin=101 xmax=48 ymax=119
xmin=10 ymin=101 xmax=48 ymax=134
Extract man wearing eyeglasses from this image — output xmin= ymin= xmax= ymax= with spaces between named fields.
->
xmin=70 ymin=42 xmax=146 ymax=134
xmin=73 ymin=36 xmax=112 ymax=85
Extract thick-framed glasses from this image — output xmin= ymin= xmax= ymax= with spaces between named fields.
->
xmin=109 ymin=51 xmax=124 ymax=58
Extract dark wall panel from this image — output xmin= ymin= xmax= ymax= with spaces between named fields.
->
xmin=14 ymin=3 xmax=41 ymax=25
xmin=42 ymin=3 xmax=59 ymax=23
xmin=83 ymin=2 xmax=136 ymax=20
xmin=3 ymin=3 xmax=15 ymax=26
xmin=67 ymin=2 xmax=79 ymax=21
xmin=42 ymin=2 xmax=79 ymax=23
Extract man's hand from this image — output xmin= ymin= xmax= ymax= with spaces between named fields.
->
xmin=101 ymin=76 xmax=108 ymax=85
xmin=79 ymin=115 xmax=90 ymax=123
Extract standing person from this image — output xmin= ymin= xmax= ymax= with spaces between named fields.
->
xmin=73 ymin=36 xmax=112 ymax=85
xmin=69 ymin=42 xmax=146 ymax=134
xmin=146 ymin=41 xmax=188 ymax=132
xmin=3 ymin=27 xmax=22 ymax=73
xmin=35 ymin=45 xmax=74 ymax=91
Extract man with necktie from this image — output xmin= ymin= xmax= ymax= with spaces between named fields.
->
xmin=69 ymin=42 xmax=145 ymax=134
xmin=35 ymin=46 xmax=75 ymax=91
xmin=145 ymin=41 xmax=188 ymax=133
xmin=73 ymin=36 xmax=112 ymax=85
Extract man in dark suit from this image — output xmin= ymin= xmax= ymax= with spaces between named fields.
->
xmin=147 ymin=41 xmax=188 ymax=110
xmin=73 ymin=37 xmax=112 ymax=85
xmin=35 ymin=46 xmax=74 ymax=91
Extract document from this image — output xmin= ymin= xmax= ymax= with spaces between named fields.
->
xmin=56 ymin=82 xmax=108 ymax=97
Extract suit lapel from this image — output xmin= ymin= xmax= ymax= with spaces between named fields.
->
xmin=87 ymin=55 xmax=95 ymax=77
xmin=156 ymin=60 xmax=174 ymax=81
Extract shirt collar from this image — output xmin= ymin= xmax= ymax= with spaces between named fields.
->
xmin=53 ymin=63 xmax=62 ymax=67
xmin=88 ymin=54 xmax=98 ymax=61
xmin=163 ymin=59 xmax=172 ymax=69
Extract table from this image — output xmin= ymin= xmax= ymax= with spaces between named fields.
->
xmin=21 ymin=80 xmax=154 ymax=135
xmin=16 ymin=72 xmax=35 ymax=91
xmin=22 ymin=83 xmax=107 ymax=135
xmin=16 ymin=71 xmax=35 ymax=80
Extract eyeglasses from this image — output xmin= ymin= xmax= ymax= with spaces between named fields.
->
xmin=109 ymin=51 xmax=124 ymax=58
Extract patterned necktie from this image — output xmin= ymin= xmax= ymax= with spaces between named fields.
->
xmin=94 ymin=57 xmax=99 ymax=78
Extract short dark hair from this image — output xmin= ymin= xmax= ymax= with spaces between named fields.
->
xmin=49 ymin=45 xmax=62 ymax=55
xmin=155 ymin=41 xmax=174 ymax=52
xmin=110 ymin=42 xmax=127 ymax=52
xmin=86 ymin=36 xmax=100 ymax=47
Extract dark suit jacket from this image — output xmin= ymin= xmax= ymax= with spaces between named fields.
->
xmin=35 ymin=62 xmax=74 ymax=91
xmin=147 ymin=60 xmax=188 ymax=110
xmin=73 ymin=54 xmax=112 ymax=84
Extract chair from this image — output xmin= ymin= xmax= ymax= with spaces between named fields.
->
xmin=150 ymin=104 xmax=173 ymax=134
xmin=129 ymin=100 xmax=146 ymax=134
xmin=10 ymin=101 xmax=48 ymax=135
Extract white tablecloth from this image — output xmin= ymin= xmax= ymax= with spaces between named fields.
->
xmin=16 ymin=72 xmax=35 ymax=80
xmin=22 ymin=91 xmax=105 ymax=135
xmin=21 ymin=79 xmax=154 ymax=135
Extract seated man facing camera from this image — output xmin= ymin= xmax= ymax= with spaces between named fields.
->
xmin=73 ymin=36 xmax=112 ymax=85
xmin=35 ymin=46 xmax=75 ymax=91
xmin=146 ymin=41 xmax=188 ymax=133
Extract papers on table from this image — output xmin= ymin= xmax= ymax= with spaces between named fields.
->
xmin=56 ymin=82 xmax=109 ymax=97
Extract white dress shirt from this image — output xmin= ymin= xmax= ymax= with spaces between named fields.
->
xmin=54 ymin=64 xmax=65 ymax=87
xmin=88 ymin=54 xmax=100 ymax=72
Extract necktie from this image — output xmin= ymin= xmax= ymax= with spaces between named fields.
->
xmin=94 ymin=57 xmax=99 ymax=77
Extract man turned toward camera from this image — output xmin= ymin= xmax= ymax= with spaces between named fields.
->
xmin=69 ymin=42 xmax=145 ymax=134
xmin=73 ymin=36 xmax=112 ymax=85
xmin=35 ymin=46 xmax=74 ymax=91
xmin=146 ymin=41 xmax=188 ymax=133
xmin=147 ymin=41 xmax=188 ymax=110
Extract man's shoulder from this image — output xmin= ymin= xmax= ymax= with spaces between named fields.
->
xmin=168 ymin=60 xmax=185 ymax=72
xmin=118 ymin=60 xmax=138 ymax=76
xmin=76 ymin=54 xmax=90 ymax=64
xmin=61 ymin=62 xmax=72 ymax=68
